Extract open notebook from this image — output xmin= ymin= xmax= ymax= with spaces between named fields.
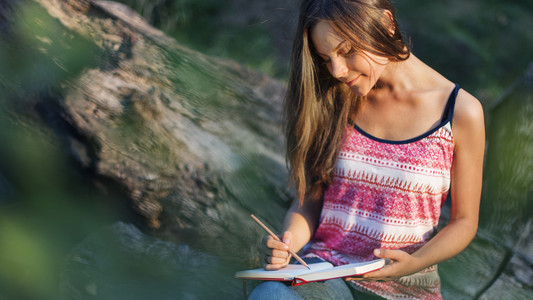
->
xmin=235 ymin=258 xmax=385 ymax=286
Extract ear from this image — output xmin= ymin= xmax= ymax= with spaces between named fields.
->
xmin=381 ymin=9 xmax=396 ymax=36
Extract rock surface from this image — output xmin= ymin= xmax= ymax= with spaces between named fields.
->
xmin=438 ymin=63 xmax=533 ymax=299
xmin=60 ymin=221 xmax=234 ymax=299
xmin=3 ymin=0 xmax=531 ymax=299
xmin=474 ymin=63 xmax=533 ymax=299
xmin=34 ymin=0 xmax=290 ymax=258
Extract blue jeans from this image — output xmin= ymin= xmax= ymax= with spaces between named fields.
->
xmin=248 ymin=279 xmax=353 ymax=300
xmin=248 ymin=279 xmax=385 ymax=300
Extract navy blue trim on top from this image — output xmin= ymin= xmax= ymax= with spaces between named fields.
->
xmin=353 ymin=84 xmax=460 ymax=145
xmin=441 ymin=83 xmax=460 ymax=126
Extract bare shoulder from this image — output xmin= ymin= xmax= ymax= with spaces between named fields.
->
xmin=453 ymin=89 xmax=485 ymax=148
xmin=454 ymin=89 xmax=484 ymax=127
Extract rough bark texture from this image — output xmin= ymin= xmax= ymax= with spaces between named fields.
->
xmin=34 ymin=0 xmax=290 ymax=254
xmin=2 ymin=0 xmax=531 ymax=298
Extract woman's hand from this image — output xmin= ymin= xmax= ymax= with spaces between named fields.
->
xmin=345 ymin=249 xmax=423 ymax=282
xmin=259 ymin=231 xmax=293 ymax=270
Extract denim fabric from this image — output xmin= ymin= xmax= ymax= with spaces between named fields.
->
xmin=247 ymin=281 xmax=300 ymax=300
xmin=248 ymin=279 xmax=353 ymax=300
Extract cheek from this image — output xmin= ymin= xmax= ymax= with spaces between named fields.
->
xmin=348 ymin=58 xmax=369 ymax=76
xmin=352 ymin=56 xmax=385 ymax=79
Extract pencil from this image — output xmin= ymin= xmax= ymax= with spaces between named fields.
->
xmin=250 ymin=214 xmax=311 ymax=269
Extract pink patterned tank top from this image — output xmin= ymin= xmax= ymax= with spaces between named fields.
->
xmin=304 ymin=84 xmax=459 ymax=299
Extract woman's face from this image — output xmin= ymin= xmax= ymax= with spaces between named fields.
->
xmin=311 ymin=21 xmax=389 ymax=96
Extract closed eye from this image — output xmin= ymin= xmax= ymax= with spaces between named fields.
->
xmin=315 ymin=53 xmax=330 ymax=64
xmin=342 ymin=46 xmax=357 ymax=57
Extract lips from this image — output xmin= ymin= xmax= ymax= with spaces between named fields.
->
xmin=345 ymin=75 xmax=360 ymax=86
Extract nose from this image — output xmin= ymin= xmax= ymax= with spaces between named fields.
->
xmin=329 ymin=58 xmax=348 ymax=80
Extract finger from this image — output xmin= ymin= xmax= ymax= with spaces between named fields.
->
xmin=264 ymin=262 xmax=288 ymax=271
xmin=373 ymin=249 xmax=405 ymax=261
xmin=261 ymin=236 xmax=276 ymax=249
xmin=362 ymin=263 xmax=393 ymax=279
xmin=265 ymin=236 xmax=290 ymax=251
xmin=259 ymin=238 xmax=274 ymax=254
xmin=344 ymin=277 xmax=365 ymax=281
xmin=264 ymin=255 xmax=291 ymax=271
xmin=262 ymin=248 xmax=291 ymax=262
xmin=271 ymin=249 xmax=290 ymax=259
xmin=270 ymin=255 xmax=290 ymax=265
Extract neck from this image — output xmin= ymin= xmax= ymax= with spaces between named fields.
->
xmin=372 ymin=54 xmax=427 ymax=94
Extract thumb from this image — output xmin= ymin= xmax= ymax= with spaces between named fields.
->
xmin=281 ymin=231 xmax=292 ymax=248
xmin=374 ymin=248 xmax=403 ymax=261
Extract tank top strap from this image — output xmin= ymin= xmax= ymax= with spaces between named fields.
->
xmin=441 ymin=83 xmax=460 ymax=126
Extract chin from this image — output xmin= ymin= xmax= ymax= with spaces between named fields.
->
xmin=350 ymin=85 xmax=370 ymax=97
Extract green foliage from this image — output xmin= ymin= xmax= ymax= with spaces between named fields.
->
xmin=0 ymin=104 xmax=120 ymax=299
xmin=481 ymin=84 xmax=533 ymax=242
xmin=117 ymin=0 xmax=286 ymax=78
xmin=395 ymin=0 xmax=533 ymax=102
xmin=116 ymin=0 xmax=533 ymax=102
xmin=0 ymin=1 xmax=95 ymax=89
xmin=0 ymin=3 xmax=121 ymax=299
xmin=1 ymin=0 xmax=532 ymax=298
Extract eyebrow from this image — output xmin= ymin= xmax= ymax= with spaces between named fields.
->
xmin=316 ymin=40 xmax=348 ymax=57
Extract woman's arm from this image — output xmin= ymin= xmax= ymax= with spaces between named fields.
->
xmin=355 ymin=89 xmax=485 ymax=281
xmin=260 ymin=196 xmax=323 ymax=270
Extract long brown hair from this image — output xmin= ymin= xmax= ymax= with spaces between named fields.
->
xmin=283 ymin=0 xmax=410 ymax=206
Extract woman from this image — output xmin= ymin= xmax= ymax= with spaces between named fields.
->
xmin=250 ymin=0 xmax=484 ymax=299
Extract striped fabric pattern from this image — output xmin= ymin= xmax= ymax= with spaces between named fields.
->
xmin=305 ymin=121 xmax=454 ymax=299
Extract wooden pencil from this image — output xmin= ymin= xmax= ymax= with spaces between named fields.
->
xmin=251 ymin=214 xmax=311 ymax=269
